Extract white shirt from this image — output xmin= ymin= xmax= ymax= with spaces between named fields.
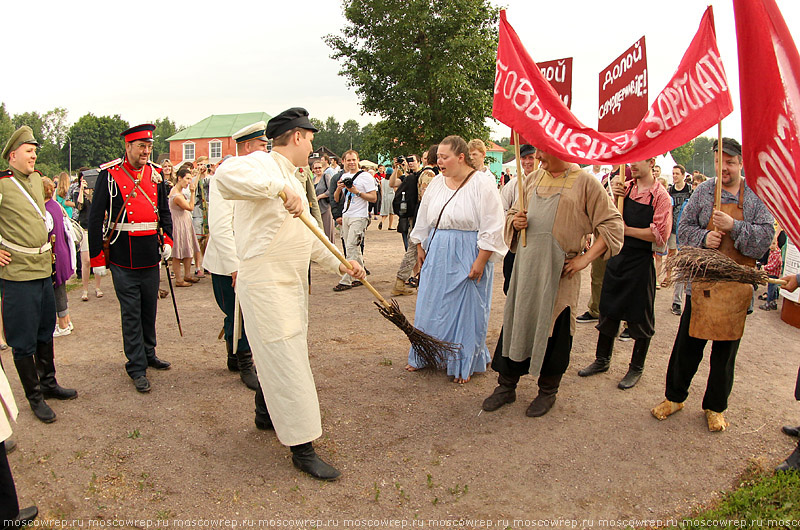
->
xmin=500 ymin=176 xmax=518 ymax=212
xmin=410 ymin=172 xmax=508 ymax=262
xmin=203 ymin=173 xmax=238 ymax=276
xmin=341 ymin=171 xmax=377 ymax=219
xmin=213 ymin=150 xmax=340 ymax=272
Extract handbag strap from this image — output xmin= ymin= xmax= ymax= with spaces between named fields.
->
xmin=428 ymin=170 xmax=477 ymax=247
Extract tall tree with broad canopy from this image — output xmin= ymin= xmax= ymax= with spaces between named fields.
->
xmin=325 ymin=0 xmax=499 ymax=154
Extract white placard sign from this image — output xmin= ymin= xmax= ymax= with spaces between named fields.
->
xmin=781 ymin=242 xmax=800 ymax=303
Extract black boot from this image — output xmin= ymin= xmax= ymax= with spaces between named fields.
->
xmin=482 ymin=373 xmax=519 ymax=411
xmin=781 ymin=425 xmax=800 ymax=437
xmin=526 ymin=374 xmax=562 ymax=417
xmin=14 ymin=355 xmax=55 ymax=423
xmin=776 ymin=440 xmax=800 ymax=471
xmin=578 ymin=333 xmax=614 ymax=377
xmin=254 ymin=386 xmax=273 ymax=430
xmin=35 ymin=341 xmax=77 ymax=400
xmin=237 ymin=349 xmax=259 ymax=391
xmin=618 ymin=338 xmax=650 ymax=390
xmin=9 ymin=506 xmax=38 ymax=527
xmin=290 ymin=442 xmax=341 ymax=481
xmin=226 ymin=340 xmax=239 ymax=372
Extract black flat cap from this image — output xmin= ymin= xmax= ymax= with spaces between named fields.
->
xmin=266 ymin=107 xmax=318 ymax=139
xmin=519 ymin=144 xmax=535 ymax=157
xmin=713 ymin=137 xmax=742 ymax=157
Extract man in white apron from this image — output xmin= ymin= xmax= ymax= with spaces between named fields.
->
xmin=215 ymin=108 xmax=364 ymax=481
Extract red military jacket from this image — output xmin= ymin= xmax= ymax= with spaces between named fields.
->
xmin=87 ymin=157 xmax=173 ymax=269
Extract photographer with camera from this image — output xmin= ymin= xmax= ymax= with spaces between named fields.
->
xmin=389 ymin=154 xmax=422 ymax=250
xmin=332 ymin=149 xmax=376 ymax=292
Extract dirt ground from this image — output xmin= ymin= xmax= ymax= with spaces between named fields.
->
xmin=4 ymin=222 xmax=800 ymax=526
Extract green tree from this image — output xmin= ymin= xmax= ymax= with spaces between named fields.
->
xmin=670 ymin=140 xmax=694 ymax=171
xmin=152 ymin=117 xmax=180 ymax=160
xmin=325 ymin=0 xmax=499 ymax=154
xmin=0 ymin=103 xmax=14 ymax=170
xmin=66 ymin=113 xmax=129 ymax=169
xmin=42 ymin=107 xmax=69 ymax=148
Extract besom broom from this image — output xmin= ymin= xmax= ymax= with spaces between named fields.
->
xmin=664 ymin=247 xmax=787 ymax=287
xmin=280 ymin=192 xmax=459 ymax=369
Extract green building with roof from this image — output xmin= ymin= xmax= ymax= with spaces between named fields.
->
xmin=166 ymin=112 xmax=272 ymax=165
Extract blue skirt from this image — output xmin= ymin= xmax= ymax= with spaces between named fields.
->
xmin=408 ymin=229 xmax=494 ymax=379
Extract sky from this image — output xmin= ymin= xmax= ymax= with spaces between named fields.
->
xmin=5 ymin=0 xmax=800 ymax=143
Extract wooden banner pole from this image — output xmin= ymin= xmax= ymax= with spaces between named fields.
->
xmin=514 ymin=131 xmax=527 ymax=248
xmin=616 ymin=164 xmax=625 ymax=214
xmin=713 ymin=121 xmax=724 ymax=229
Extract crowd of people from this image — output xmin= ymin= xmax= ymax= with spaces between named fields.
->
xmin=0 ymin=110 xmax=799 ymax=525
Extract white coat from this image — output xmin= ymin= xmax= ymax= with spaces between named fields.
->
xmin=215 ymin=150 xmax=341 ymax=446
xmin=0 ymin=363 xmax=19 ymax=443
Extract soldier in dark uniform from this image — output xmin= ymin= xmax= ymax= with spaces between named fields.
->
xmin=0 ymin=126 xmax=77 ymax=423
xmin=88 ymin=124 xmax=173 ymax=393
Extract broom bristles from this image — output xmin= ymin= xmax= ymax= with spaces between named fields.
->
xmin=374 ymin=299 xmax=460 ymax=370
xmin=664 ymin=247 xmax=769 ymax=287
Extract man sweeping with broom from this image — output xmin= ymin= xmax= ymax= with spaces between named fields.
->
xmin=651 ymin=138 xmax=773 ymax=432
xmin=214 ymin=108 xmax=365 ymax=481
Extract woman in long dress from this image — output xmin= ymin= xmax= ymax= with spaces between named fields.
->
xmin=169 ymin=167 xmax=201 ymax=287
xmin=406 ymin=135 xmax=507 ymax=383
xmin=379 ymin=169 xmax=395 ymax=230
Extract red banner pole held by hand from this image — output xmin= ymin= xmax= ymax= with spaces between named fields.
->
xmin=513 ymin=131 xmax=527 ymax=248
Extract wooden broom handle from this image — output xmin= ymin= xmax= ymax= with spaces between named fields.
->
xmin=279 ymin=191 xmax=391 ymax=308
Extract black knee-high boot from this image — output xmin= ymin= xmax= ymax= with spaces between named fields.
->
xmin=13 ymin=355 xmax=55 ymax=423
xmin=618 ymin=337 xmax=650 ymax=390
xmin=36 ymin=341 xmax=77 ymax=400
xmin=578 ymin=332 xmax=614 ymax=377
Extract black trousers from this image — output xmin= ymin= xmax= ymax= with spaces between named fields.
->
xmin=665 ymin=295 xmax=740 ymax=413
xmin=492 ymin=308 xmax=573 ymax=378
xmin=501 ymin=251 xmax=516 ymax=295
xmin=211 ymin=274 xmax=250 ymax=353
xmin=109 ymin=264 xmax=160 ymax=379
xmin=0 ymin=278 xmax=56 ymax=360
xmin=0 ymin=441 xmax=19 ymax=522
xmin=596 ymin=316 xmax=652 ymax=340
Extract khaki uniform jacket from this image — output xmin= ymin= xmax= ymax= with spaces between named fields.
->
xmin=0 ymin=168 xmax=52 ymax=281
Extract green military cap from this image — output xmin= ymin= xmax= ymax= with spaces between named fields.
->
xmin=2 ymin=126 xmax=40 ymax=161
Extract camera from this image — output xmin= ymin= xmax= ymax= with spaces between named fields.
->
xmin=342 ymin=176 xmax=355 ymax=188
xmin=394 ymin=156 xmax=407 ymax=165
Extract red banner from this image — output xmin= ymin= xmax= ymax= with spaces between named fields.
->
xmin=734 ymin=0 xmax=800 ymax=248
xmin=492 ymin=7 xmax=732 ymax=165
xmin=598 ymin=38 xmax=647 ymax=132
xmin=538 ymin=57 xmax=573 ymax=109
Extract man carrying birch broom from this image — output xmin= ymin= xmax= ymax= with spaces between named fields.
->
xmin=214 ymin=107 xmax=365 ymax=481
xmin=651 ymin=138 xmax=773 ymax=432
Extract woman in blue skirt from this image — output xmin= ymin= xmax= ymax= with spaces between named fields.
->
xmin=405 ymin=135 xmax=507 ymax=383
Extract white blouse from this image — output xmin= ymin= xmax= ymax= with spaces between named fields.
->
xmin=410 ymin=171 xmax=508 ymax=262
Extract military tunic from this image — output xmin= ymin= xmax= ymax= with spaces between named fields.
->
xmin=87 ymin=157 xmax=173 ymax=380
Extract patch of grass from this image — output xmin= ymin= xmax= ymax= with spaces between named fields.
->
xmin=379 ymin=358 xmax=393 ymax=366
xmin=127 ymin=429 xmax=141 ymax=439
xmin=680 ymin=471 xmax=800 ymax=528
xmin=156 ymin=509 xmax=174 ymax=520
xmin=395 ymin=481 xmax=408 ymax=501
xmin=73 ymin=450 xmax=86 ymax=460
xmin=427 ymin=473 xmax=434 ymax=489
xmin=87 ymin=472 xmax=98 ymax=495
xmin=448 ymin=484 xmax=468 ymax=497
xmin=373 ymin=482 xmax=380 ymax=502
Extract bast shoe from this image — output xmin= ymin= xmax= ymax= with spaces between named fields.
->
xmin=651 ymin=399 xmax=684 ymax=420
xmin=705 ymin=409 xmax=729 ymax=432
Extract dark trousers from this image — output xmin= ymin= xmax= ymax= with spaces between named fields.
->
xmin=109 ymin=264 xmax=159 ymax=379
xmin=0 ymin=441 xmax=19 ymax=522
xmin=502 ymin=251 xmax=515 ymax=295
xmin=665 ymin=295 xmax=740 ymax=413
xmin=211 ymin=274 xmax=250 ymax=353
xmin=1 ymin=278 xmax=56 ymax=360
xmin=597 ymin=316 xmax=652 ymax=340
xmin=492 ymin=308 xmax=573 ymax=377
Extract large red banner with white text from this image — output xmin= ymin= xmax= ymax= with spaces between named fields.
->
xmin=492 ymin=7 xmax=732 ymax=165
xmin=598 ymin=38 xmax=647 ymax=132
xmin=734 ymin=0 xmax=800 ymax=248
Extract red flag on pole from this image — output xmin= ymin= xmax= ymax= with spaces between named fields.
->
xmin=733 ymin=0 xmax=800 ymax=248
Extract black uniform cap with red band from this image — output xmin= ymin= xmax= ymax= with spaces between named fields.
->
xmin=121 ymin=124 xmax=156 ymax=143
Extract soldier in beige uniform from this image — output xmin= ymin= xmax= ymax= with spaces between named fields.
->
xmin=0 ymin=126 xmax=76 ymax=424
xmin=215 ymin=108 xmax=365 ymax=481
